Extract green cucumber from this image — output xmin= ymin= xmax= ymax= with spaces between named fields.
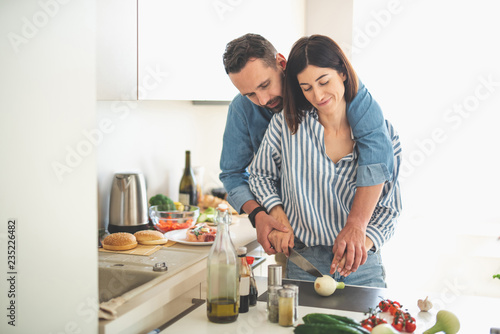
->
xmin=324 ymin=314 xmax=361 ymax=327
xmin=303 ymin=313 xmax=345 ymax=325
xmin=294 ymin=323 xmax=365 ymax=334
xmin=301 ymin=313 xmax=370 ymax=334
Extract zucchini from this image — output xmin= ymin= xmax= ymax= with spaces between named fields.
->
xmin=294 ymin=323 xmax=365 ymax=334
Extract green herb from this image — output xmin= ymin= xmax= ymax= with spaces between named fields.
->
xmin=493 ymin=274 xmax=500 ymax=279
xmin=193 ymin=225 xmax=203 ymax=236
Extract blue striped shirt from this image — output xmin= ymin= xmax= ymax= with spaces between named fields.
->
xmin=248 ymin=110 xmax=402 ymax=251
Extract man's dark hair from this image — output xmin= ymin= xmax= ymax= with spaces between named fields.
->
xmin=223 ymin=33 xmax=277 ymax=74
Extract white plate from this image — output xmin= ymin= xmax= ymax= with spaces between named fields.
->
xmin=164 ymin=228 xmax=235 ymax=246
xmin=164 ymin=229 xmax=214 ymax=246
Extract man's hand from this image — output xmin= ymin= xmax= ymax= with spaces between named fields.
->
xmin=268 ymin=229 xmax=294 ymax=256
xmin=254 ymin=209 xmax=289 ymax=255
xmin=330 ymin=222 xmax=367 ymax=276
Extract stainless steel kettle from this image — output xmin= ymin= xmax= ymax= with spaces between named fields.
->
xmin=108 ymin=172 xmax=149 ymax=233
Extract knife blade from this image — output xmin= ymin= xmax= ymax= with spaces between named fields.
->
xmin=288 ymin=247 xmax=323 ymax=278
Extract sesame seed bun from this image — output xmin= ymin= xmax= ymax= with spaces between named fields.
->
xmin=102 ymin=233 xmax=138 ymax=251
xmin=134 ymin=230 xmax=168 ymax=245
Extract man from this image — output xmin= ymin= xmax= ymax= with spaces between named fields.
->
xmin=219 ymin=33 xmax=393 ymax=276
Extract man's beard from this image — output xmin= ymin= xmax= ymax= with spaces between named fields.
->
xmin=265 ymin=97 xmax=283 ymax=113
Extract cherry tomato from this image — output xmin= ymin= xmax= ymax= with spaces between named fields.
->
xmin=379 ymin=300 xmax=390 ymax=312
xmin=405 ymin=322 xmax=417 ymax=333
xmin=392 ymin=322 xmax=403 ymax=331
xmin=362 ymin=324 xmax=372 ymax=331
xmin=389 ymin=305 xmax=400 ymax=315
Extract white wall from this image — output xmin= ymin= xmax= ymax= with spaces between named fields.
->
xmin=0 ymin=0 xmax=98 ymax=333
xmin=306 ymin=0 xmax=354 ymax=58
xmin=352 ymin=0 xmax=500 ymax=296
xmin=96 ymin=100 xmax=229 ymax=229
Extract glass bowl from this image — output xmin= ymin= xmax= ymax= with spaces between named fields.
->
xmin=149 ymin=205 xmax=200 ymax=233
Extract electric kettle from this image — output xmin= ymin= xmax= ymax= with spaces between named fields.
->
xmin=108 ymin=172 xmax=149 ymax=233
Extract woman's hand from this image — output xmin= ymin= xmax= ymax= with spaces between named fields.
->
xmin=330 ymin=236 xmax=374 ymax=276
xmin=331 ymin=222 xmax=367 ymax=276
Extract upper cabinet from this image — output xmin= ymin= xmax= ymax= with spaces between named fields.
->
xmin=97 ymin=0 xmax=305 ymax=101
xmin=96 ymin=0 xmax=138 ymax=100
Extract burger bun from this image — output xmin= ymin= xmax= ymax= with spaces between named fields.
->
xmin=102 ymin=233 xmax=138 ymax=251
xmin=134 ymin=230 xmax=168 ymax=245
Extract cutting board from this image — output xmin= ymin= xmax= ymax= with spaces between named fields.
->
xmin=98 ymin=240 xmax=177 ymax=256
xmin=258 ymin=278 xmax=385 ymax=314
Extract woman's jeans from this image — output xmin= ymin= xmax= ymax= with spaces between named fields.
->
xmin=286 ymin=238 xmax=387 ymax=288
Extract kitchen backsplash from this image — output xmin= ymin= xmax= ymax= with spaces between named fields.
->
xmin=96 ymin=100 xmax=230 ymax=230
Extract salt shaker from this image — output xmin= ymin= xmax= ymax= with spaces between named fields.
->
xmin=267 ymin=285 xmax=281 ymax=323
xmin=267 ymin=264 xmax=282 ymax=286
xmin=283 ymin=284 xmax=299 ymax=323
xmin=278 ymin=288 xmax=295 ymax=327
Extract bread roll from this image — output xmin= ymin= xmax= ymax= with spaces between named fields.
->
xmin=102 ymin=233 xmax=137 ymax=251
xmin=134 ymin=230 xmax=168 ymax=245
xmin=199 ymin=194 xmax=238 ymax=215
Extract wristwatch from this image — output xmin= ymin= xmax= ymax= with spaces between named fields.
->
xmin=248 ymin=206 xmax=267 ymax=228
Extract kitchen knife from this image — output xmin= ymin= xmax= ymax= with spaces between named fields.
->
xmin=288 ymin=247 xmax=323 ymax=278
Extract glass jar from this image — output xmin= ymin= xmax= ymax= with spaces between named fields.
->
xmin=278 ymin=288 xmax=295 ymax=327
xmin=283 ymin=284 xmax=299 ymax=323
xmin=267 ymin=285 xmax=281 ymax=323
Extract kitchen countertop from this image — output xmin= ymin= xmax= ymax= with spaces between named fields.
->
xmin=161 ymin=276 xmax=500 ymax=333
xmin=98 ymin=216 xmax=258 ymax=334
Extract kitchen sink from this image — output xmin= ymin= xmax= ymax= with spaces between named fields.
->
xmin=98 ymin=247 xmax=206 ymax=302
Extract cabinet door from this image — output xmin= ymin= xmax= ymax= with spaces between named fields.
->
xmin=96 ymin=0 xmax=137 ymax=100
xmin=138 ymin=0 xmax=305 ymax=101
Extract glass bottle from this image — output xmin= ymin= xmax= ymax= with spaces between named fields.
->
xmin=179 ymin=150 xmax=197 ymax=206
xmin=246 ymin=256 xmax=258 ymax=306
xmin=237 ymin=247 xmax=250 ymax=313
xmin=206 ymin=204 xmax=239 ymax=323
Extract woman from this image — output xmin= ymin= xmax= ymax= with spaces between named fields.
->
xmin=248 ymin=35 xmax=402 ymax=287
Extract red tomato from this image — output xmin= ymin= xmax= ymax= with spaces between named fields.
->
xmin=362 ymin=324 xmax=372 ymax=332
xmin=389 ymin=305 xmax=400 ymax=315
xmin=405 ymin=322 xmax=417 ymax=333
xmin=392 ymin=322 xmax=403 ymax=331
xmin=378 ymin=300 xmax=389 ymax=312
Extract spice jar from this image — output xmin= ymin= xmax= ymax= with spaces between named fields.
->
xmin=267 ymin=285 xmax=281 ymax=323
xmin=278 ymin=288 xmax=295 ymax=327
xmin=267 ymin=264 xmax=282 ymax=286
xmin=283 ymin=284 xmax=299 ymax=323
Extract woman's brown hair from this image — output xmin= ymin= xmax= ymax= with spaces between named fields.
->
xmin=283 ymin=35 xmax=358 ymax=134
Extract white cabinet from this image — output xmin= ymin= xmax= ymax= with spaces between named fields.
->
xmin=97 ymin=0 xmax=305 ymax=101
xmin=96 ymin=0 xmax=138 ymax=100
xmin=138 ymin=0 xmax=305 ymax=101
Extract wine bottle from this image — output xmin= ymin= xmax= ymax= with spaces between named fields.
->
xmin=206 ymin=204 xmax=239 ymax=323
xmin=179 ymin=150 xmax=197 ymax=206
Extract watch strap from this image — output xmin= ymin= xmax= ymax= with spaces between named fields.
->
xmin=248 ymin=206 xmax=267 ymax=228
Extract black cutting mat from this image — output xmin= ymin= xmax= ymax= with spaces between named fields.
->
xmin=258 ymin=279 xmax=387 ymax=313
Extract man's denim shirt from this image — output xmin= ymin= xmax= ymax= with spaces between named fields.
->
xmin=219 ymin=80 xmax=394 ymax=214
